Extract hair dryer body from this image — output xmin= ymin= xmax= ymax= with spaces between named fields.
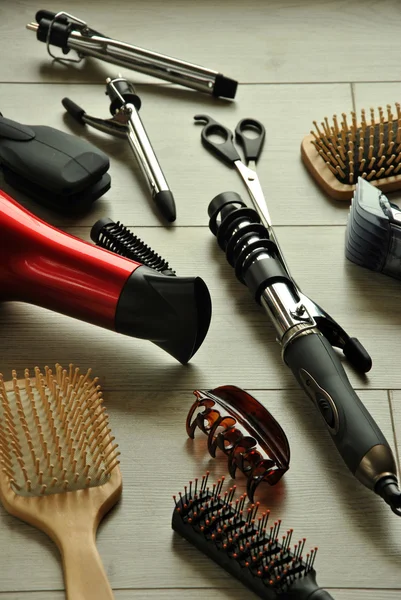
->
xmin=0 ymin=191 xmax=212 ymax=363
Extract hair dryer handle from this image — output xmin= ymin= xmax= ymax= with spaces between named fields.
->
xmin=0 ymin=190 xmax=138 ymax=327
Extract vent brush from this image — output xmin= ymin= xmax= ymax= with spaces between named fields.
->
xmin=173 ymin=475 xmax=334 ymax=600
xmin=91 ymin=217 xmax=176 ymax=275
xmin=0 ymin=364 xmax=122 ymax=600
xmin=301 ymin=103 xmax=401 ymax=200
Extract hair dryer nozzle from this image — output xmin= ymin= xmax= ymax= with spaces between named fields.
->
xmin=115 ymin=266 xmax=212 ymax=364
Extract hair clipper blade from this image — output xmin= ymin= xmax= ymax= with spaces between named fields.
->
xmin=345 ymin=177 xmax=401 ymax=279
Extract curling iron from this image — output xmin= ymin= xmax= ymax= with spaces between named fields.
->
xmin=0 ymin=190 xmax=211 ymax=363
xmin=26 ymin=10 xmax=238 ymax=99
xmin=62 ymin=75 xmax=176 ymax=222
xmin=208 ymin=190 xmax=401 ymax=515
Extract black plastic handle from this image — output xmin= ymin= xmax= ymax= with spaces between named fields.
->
xmin=36 ymin=9 xmax=59 ymax=22
xmin=194 ymin=114 xmax=241 ymax=165
xmin=235 ymin=118 xmax=265 ymax=162
xmin=106 ymin=78 xmax=141 ymax=115
xmin=284 ymin=570 xmax=335 ymax=599
xmin=284 ymin=332 xmax=395 ymax=479
xmin=62 ymin=97 xmax=86 ymax=124
xmin=305 ymin=592 xmax=334 ymax=600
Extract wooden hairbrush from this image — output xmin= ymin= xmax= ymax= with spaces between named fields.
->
xmin=0 ymin=364 xmax=122 ymax=600
xmin=301 ymin=103 xmax=401 ymax=200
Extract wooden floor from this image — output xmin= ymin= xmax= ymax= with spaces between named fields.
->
xmin=1 ymin=0 xmax=401 ymax=598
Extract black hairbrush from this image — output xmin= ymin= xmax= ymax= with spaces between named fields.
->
xmin=91 ymin=217 xmax=176 ymax=275
xmin=172 ymin=475 xmax=334 ymax=600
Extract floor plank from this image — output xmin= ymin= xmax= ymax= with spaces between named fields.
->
xmin=1 ymin=225 xmax=400 ymax=390
xmin=0 ymin=389 xmax=398 ymax=592
xmin=353 ymin=83 xmax=401 ymax=114
xmin=0 ymin=590 xmax=398 ymax=599
xmin=388 ymin=389 xmax=401 ymax=473
xmin=2 ymin=0 xmax=401 ymax=84
xmin=352 ymin=82 xmax=401 ymax=208
xmin=0 ymin=82 xmax=352 ymax=227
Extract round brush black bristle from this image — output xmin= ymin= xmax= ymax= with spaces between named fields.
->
xmin=172 ymin=475 xmax=334 ymax=600
xmin=311 ymin=103 xmax=401 ymax=185
xmin=91 ymin=218 xmax=176 ymax=276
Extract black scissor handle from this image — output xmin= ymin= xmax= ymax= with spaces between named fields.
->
xmin=235 ymin=118 xmax=265 ymax=162
xmin=194 ymin=114 xmax=241 ymax=166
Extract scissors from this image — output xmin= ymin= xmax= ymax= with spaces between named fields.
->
xmin=194 ymin=114 xmax=272 ymax=227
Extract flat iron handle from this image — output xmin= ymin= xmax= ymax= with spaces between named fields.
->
xmin=0 ymin=117 xmax=109 ymax=196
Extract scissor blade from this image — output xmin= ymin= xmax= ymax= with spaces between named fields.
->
xmin=234 ymin=160 xmax=272 ymax=227
xmin=234 ymin=160 xmax=296 ymax=278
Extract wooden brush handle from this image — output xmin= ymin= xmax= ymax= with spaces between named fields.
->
xmin=60 ymin=528 xmax=114 ymax=600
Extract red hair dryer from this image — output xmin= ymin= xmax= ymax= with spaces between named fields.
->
xmin=0 ymin=191 xmax=212 ymax=363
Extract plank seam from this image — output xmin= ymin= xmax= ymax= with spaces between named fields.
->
xmin=388 ymin=389 xmax=401 ymax=472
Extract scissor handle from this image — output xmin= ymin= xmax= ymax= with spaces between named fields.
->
xmin=235 ymin=118 xmax=265 ymax=162
xmin=194 ymin=114 xmax=241 ymax=166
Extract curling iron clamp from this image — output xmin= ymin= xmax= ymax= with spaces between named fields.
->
xmin=26 ymin=10 xmax=238 ymax=99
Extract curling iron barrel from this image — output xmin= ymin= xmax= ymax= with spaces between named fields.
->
xmin=27 ymin=10 xmax=238 ymax=99
xmin=208 ymin=191 xmax=401 ymax=515
xmin=0 ymin=191 xmax=211 ymax=363
xmin=62 ymin=76 xmax=177 ymax=222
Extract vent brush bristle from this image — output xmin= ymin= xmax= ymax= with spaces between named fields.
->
xmin=301 ymin=103 xmax=401 ymax=200
xmin=172 ymin=474 xmax=334 ymax=600
xmin=0 ymin=364 xmax=122 ymax=600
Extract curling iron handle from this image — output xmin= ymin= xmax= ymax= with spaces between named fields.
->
xmin=284 ymin=332 xmax=397 ymax=490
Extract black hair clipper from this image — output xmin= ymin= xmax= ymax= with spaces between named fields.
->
xmin=346 ymin=176 xmax=401 ymax=279
xmin=0 ymin=113 xmax=110 ymax=213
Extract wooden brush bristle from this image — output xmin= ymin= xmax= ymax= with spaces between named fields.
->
xmin=0 ymin=364 xmax=120 ymax=497
xmin=310 ymin=103 xmax=401 ymax=185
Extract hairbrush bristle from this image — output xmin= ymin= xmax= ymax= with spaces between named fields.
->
xmin=0 ymin=364 xmax=120 ymax=497
xmin=172 ymin=475 xmax=322 ymax=598
xmin=310 ymin=103 xmax=401 ymax=185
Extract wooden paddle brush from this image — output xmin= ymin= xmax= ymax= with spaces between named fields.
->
xmin=0 ymin=364 xmax=122 ymax=600
xmin=301 ymin=103 xmax=401 ymax=200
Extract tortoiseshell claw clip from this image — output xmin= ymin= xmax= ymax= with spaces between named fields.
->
xmin=186 ymin=385 xmax=290 ymax=501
